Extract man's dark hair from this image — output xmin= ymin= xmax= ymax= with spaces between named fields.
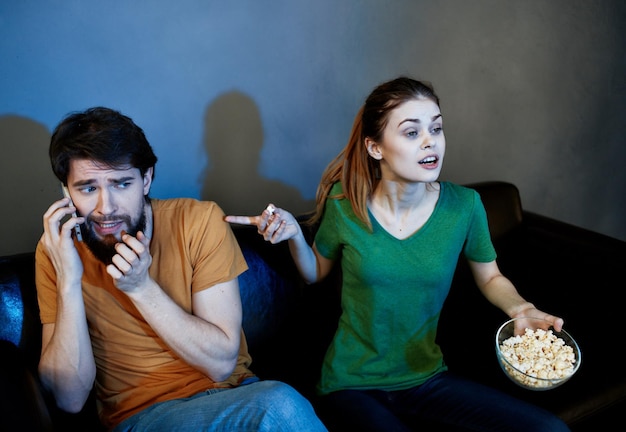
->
xmin=49 ymin=106 xmax=158 ymax=184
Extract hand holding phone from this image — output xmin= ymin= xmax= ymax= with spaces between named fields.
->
xmin=61 ymin=184 xmax=83 ymax=242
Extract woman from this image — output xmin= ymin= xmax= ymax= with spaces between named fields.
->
xmin=226 ymin=76 xmax=571 ymax=431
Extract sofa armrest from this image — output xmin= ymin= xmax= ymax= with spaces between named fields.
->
xmin=0 ymin=252 xmax=40 ymax=372
xmin=523 ymin=210 xmax=626 ymax=261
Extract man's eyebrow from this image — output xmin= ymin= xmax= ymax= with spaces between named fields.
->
xmin=71 ymin=176 xmax=137 ymax=187
xmin=398 ymin=113 xmax=442 ymax=126
xmin=110 ymin=176 xmax=136 ymax=184
xmin=72 ymin=179 xmax=95 ymax=187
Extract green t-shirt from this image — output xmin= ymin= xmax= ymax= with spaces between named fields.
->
xmin=314 ymin=181 xmax=496 ymax=394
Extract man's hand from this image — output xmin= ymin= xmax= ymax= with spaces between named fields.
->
xmin=40 ymin=197 xmax=85 ymax=287
xmin=107 ymin=230 xmax=153 ymax=293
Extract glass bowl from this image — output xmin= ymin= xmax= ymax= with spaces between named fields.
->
xmin=495 ymin=317 xmax=581 ymax=390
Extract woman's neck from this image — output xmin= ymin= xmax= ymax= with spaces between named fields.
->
xmin=372 ymin=180 xmax=432 ymax=211
xmin=368 ymin=181 xmax=440 ymax=239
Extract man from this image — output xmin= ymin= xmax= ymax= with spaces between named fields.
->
xmin=36 ymin=107 xmax=327 ymax=431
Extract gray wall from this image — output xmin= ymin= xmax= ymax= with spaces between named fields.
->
xmin=1 ymin=0 xmax=624 ymax=256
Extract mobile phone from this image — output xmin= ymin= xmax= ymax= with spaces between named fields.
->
xmin=61 ymin=184 xmax=83 ymax=242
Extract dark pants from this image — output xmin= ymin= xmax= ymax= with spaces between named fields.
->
xmin=316 ymin=371 xmax=570 ymax=432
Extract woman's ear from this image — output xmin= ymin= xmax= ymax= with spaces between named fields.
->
xmin=365 ymin=138 xmax=382 ymax=160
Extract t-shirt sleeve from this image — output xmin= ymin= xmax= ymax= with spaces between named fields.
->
xmin=188 ymin=202 xmax=248 ymax=294
xmin=314 ymin=197 xmax=343 ymax=261
xmin=463 ymin=190 xmax=497 ymax=263
xmin=35 ymin=242 xmax=59 ymax=325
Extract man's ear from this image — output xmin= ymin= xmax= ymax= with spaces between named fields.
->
xmin=365 ymin=138 xmax=382 ymax=160
xmin=143 ymin=167 xmax=154 ymax=194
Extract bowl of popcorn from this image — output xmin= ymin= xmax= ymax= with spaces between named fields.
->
xmin=495 ymin=317 xmax=581 ymax=390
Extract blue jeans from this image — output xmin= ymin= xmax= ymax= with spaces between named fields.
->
xmin=317 ymin=371 xmax=571 ymax=432
xmin=113 ymin=378 xmax=328 ymax=432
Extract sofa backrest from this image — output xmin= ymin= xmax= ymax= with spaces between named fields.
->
xmin=465 ymin=181 xmax=523 ymax=242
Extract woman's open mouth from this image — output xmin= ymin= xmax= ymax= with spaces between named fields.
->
xmin=418 ymin=155 xmax=439 ymax=168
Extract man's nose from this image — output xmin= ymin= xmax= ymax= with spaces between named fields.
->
xmin=96 ymin=190 xmax=116 ymax=214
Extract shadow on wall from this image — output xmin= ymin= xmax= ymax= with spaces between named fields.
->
xmin=0 ymin=116 xmax=59 ymax=256
xmin=200 ymin=91 xmax=315 ymax=217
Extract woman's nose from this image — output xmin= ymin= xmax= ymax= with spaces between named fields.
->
xmin=421 ymin=136 xmax=435 ymax=150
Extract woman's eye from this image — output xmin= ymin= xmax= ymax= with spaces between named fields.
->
xmin=431 ymin=126 xmax=443 ymax=134
xmin=406 ymin=130 xmax=418 ymax=138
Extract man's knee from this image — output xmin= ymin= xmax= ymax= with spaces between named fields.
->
xmin=249 ymin=381 xmax=326 ymax=430
xmin=253 ymin=380 xmax=311 ymax=408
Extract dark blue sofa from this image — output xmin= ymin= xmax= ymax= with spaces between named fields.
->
xmin=2 ymin=181 xmax=625 ymax=431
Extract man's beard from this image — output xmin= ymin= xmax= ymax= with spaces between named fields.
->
xmin=81 ymin=211 xmax=147 ymax=265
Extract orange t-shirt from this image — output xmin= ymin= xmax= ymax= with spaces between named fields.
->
xmin=36 ymin=198 xmax=252 ymax=429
